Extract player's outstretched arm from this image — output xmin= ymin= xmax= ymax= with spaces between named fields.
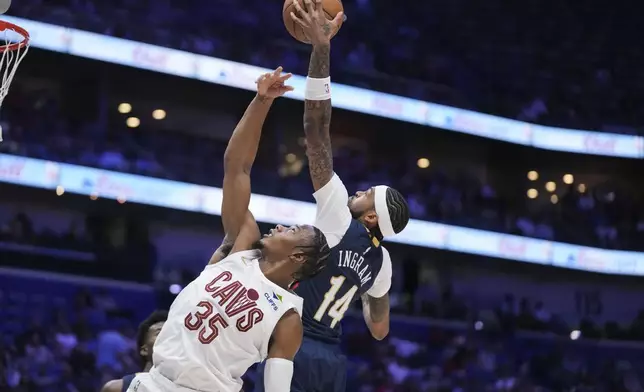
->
xmin=221 ymin=68 xmax=293 ymax=252
xmin=302 ymin=42 xmax=334 ymax=192
xmin=291 ymin=0 xmax=343 ymax=192
xmin=360 ymin=247 xmax=393 ymax=340
xmin=291 ymin=0 xmax=349 ymax=247
xmin=264 ymin=309 xmax=303 ymax=391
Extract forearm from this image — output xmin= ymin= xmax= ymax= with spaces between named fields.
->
xmin=304 ymin=43 xmax=333 ymax=191
xmin=223 ymin=94 xmax=273 ymax=173
xmin=361 ymin=294 xmax=390 ymax=340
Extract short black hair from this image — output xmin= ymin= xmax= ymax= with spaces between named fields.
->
xmin=292 ymin=226 xmax=330 ymax=281
xmin=385 ymin=187 xmax=409 ymax=234
xmin=136 ymin=310 xmax=168 ymax=361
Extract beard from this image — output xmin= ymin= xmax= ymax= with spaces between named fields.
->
xmin=251 ymin=238 xmax=265 ymax=250
xmin=349 ymin=199 xmax=364 ymax=220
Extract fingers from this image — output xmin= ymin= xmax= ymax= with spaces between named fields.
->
xmin=302 ymin=0 xmax=315 ymax=15
xmin=254 ymin=73 xmax=270 ymax=84
xmin=290 ymin=11 xmax=308 ymax=29
xmin=279 ymin=72 xmax=293 ymax=82
xmin=272 ymin=66 xmax=283 ymax=78
xmin=332 ymin=11 xmax=344 ymax=27
xmin=292 ymin=0 xmax=310 ymax=22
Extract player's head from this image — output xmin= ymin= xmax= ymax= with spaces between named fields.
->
xmin=253 ymin=224 xmax=331 ymax=281
xmin=136 ymin=310 xmax=168 ymax=367
xmin=348 ymin=185 xmax=410 ymax=239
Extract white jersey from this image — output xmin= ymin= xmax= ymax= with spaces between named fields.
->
xmin=151 ymin=250 xmax=303 ymax=392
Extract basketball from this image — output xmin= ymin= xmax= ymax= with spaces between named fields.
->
xmin=283 ymin=0 xmax=344 ymax=44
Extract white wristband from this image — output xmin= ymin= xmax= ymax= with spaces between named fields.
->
xmin=264 ymin=358 xmax=294 ymax=392
xmin=305 ymin=77 xmax=331 ymax=100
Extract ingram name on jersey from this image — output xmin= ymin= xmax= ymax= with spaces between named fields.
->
xmin=152 ymin=250 xmax=303 ymax=392
xmin=295 ymin=174 xmax=392 ymax=344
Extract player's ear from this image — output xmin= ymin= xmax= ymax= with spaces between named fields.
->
xmin=140 ymin=345 xmax=148 ymax=358
xmin=363 ymin=211 xmax=378 ymax=228
xmin=289 ymin=252 xmax=306 ymax=264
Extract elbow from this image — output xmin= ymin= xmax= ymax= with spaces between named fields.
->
xmin=223 ymin=153 xmax=251 ymax=175
xmin=369 ymin=322 xmax=389 ymax=341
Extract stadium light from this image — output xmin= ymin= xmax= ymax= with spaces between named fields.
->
xmin=578 ymin=183 xmax=586 ymax=193
xmin=527 ymin=188 xmax=538 ymax=199
xmin=527 ymin=170 xmax=538 ymax=181
xmin=550 ymin=194 xmax=558 ymax=204
xmin=126 ymin=117 xmax=140 ymax=128
xmin=152 ymin=109 xmax=166 ymax=120
xmin=545 ymin=181 xmax=556 ymax=192
xmin=417 ymin=158 xmax=430 ymax=169
xmin=563 ymin=174 xmax=574 ymax=184
xmin=55 ymin=185 xmax=64 ymax=196
xmin=118 ymin=102 xmax=132 ymax=114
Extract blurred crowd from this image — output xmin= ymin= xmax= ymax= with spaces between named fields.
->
xmin=2 ymin=265 xmax=644 ymax=392
xmin=7 ymin=0 xmax=644 ymax=133
xmin=1 ymin=85 xmax=643 ymax=252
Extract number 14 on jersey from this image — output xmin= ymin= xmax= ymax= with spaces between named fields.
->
xmin=313 ymin=276 xmax=358 ymax=328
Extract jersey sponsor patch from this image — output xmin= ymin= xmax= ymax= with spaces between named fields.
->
xmin=264 ymin=292 xmax=282 ymax=311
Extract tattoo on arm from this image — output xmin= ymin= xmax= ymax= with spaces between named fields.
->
xmin=304 ymin=43 xmax=333 ymax=191
xmin=362 ymin=293 xmax=390 ymax=323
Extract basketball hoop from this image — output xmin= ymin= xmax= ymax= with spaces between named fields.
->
xmin=0 ymin=19 xmax=29 ymax=141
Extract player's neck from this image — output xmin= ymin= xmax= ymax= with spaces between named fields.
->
xmin=143 ymin=361 xmax=153 ymax=372
xmin=258 ymin=260 xmax=293 ymax=290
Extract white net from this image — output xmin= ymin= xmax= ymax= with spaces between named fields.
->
xmin=0 ymin=21 xmax=29 ymax=141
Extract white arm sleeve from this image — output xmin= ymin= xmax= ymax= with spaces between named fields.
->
xmin=312 ymin=173 xmax=353 ymax=248
xmin=264 ymin=358 xmax=294 ymax=392
xmin=366 ymin=246 xmax=392 ymax=298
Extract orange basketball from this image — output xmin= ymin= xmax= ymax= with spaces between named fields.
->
xmin=283 ymin=0 xmax=344 ymax=44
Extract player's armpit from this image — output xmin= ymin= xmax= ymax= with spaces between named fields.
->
xmin=304 ymin=44 xmax=334 ymax=192
xmin=361 ymin=293 xmax=390 ymax=341
xmin=208 ymin=233 xmax=235 ymax=265
xmin=230 ymin=210 xmax=261 ymax=254
xmin=100 ymin=379 xmax=122 ymax=392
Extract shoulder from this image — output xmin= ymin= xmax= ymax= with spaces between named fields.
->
xmin=273 ymin=309 xmax=303 ymax=342
xmin=100 ymin=379 xmax=123 ymax=392
xmin=366 ymin=246 xmax=392 ymax=298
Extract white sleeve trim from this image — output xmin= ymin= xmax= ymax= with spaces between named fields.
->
xmin=264 ymin=358 xmax=294 ymax=392
xmin=312 ymin=173 xmax=352 ymax=248
xmin=366 ymin=246 xmax=392 ymax=298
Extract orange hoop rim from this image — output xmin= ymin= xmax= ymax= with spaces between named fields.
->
xmin=0 ymin=20 xmax=30 ymax=53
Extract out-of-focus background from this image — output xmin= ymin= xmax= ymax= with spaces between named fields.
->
xmin=1 ymin=1 xmax=644 ymax=391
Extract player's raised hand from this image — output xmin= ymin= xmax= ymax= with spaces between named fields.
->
xmin=256 ymin=67 xmax=294 ymax=99
xmin=291 ymin=0 xmax=344 ymax=46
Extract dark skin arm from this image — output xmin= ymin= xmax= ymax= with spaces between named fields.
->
xmin=208 ymin=211 xmax=260 ymax=265
xmin=221 ymin=69 xmax=293 ymax=254
xmin=100 ymin=379 xmax=122 ymax=392
xmin=360 ymin=293 xmax=390 ymax=340
xmin=303 ymin=43 xmax=334 ymax=192
xmin=267 ymin=309 xmax=303 ymax=360
xmin=221 ymin=94 xmax=273 ymax=253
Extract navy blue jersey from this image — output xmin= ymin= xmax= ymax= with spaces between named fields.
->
xmin=295 ymin=219 xmax=384 ymax=344
xmin=295 ymin=173 xmax=393 ymax=344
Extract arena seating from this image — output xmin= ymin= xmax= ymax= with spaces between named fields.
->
xmin=6 ymin=0 xmax=644 ymax=132
xmin=2 ymin=265 xmax=644 ymax=391
xmin=1 ymin=83 xmax=642 ymax=252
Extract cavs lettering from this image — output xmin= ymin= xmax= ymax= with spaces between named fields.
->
xmin=184 ymin=271 xmax=264 ymax=344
